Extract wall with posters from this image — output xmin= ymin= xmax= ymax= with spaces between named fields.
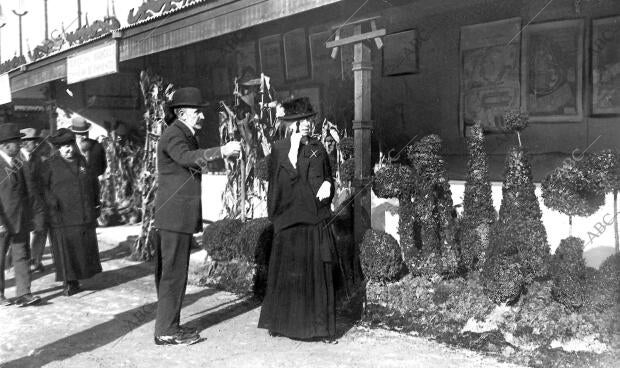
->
xmin=116 ymin=0 xmax=620 ymax=180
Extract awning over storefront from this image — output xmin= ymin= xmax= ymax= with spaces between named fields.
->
xmin=119 ymin=0 xmax=343 ymax=61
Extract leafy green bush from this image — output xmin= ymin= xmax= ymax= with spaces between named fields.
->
xmin=372 ymin=164 xmax=416 ymax=199
xmin=483 ymin=146 xmax=549 ymax=304
xmin=339 ymin=136 xmax=354 ymax=160
xmin=550 ymin=237 xmax=588 ymax=310
xmin=360 ymin=229 xmax=404 ymax=282
xmin=202 ymin=218 xmax=273 ymax=263
xmin=589 ymin=253 xmax=620 ymax=311
xmin=542 ymin=158 xmax=605 ymax=233
xmin=340 ymin=157 xmax=355 ymax=182
xmin=399 ymin=135 xmax=459 ymax=278
xmin=503 ymin=110 xmax=529 ymax=133
xmin=461 ymin=123 xmax=496 ymax=272
xmin=202 ymin=219 xmax=244 ymax=261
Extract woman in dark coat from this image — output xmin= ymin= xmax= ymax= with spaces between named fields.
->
xmin=258 ymin=98 xmax=337 ymax=342
xmin=40 ymin=128 xmax=102 ymax=296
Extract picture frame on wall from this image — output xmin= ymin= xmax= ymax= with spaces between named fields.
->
xmin=236 ymin=41 xmax=257 ymax=81
xmin=283 ymin=28 xmax=310 ymax=81
xmin=259 ymin=34 xmax=284 ymax=84
xmin=382 ymin=29 xmax=419 ymax=76
xmin=592 ymin=16 xmax=620 ymax=115
xmin=309 ymin=30 xmax=340 ymax=80
xmin=460 ymin=17 xmax=522 ymax=135
xmin=521 ymin=19 xmax=584 ymax=122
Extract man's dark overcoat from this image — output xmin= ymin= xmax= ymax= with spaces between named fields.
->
xmin=19 ymin=150 xmax=46 ymax=231
xmin=0 ymin=158 xmax=32 ymax=234
xmin=154 ymin=120 xmax=221 ymax=234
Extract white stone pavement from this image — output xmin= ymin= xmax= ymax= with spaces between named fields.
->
xmin=0 ymin=225 xmax=525 ymax=368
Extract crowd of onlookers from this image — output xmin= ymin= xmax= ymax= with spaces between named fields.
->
xmin=0 ymin=117 xmax=107 ymax=307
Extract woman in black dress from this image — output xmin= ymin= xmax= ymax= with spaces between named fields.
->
xmin=40 ymin=128 xmax=102 ymax=296
xmin=258 ymin=98 xmax=337 ymax=342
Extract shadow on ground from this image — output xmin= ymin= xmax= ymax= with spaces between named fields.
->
xmin=1 ymin=288 xmax=222 ymax=368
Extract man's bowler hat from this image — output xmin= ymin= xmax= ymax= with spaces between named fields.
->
xmin=280 ymin=97 xmax=316 ymax=121
xmin=169 ymin=87 xmax=210 ymax=108
xmin=70 ymin=116 xmax=91 ymax=134
xmin=0 ymin=123 xmax=26 ymax=143
xmin=20 ymin=128 xmax=42 ymax=141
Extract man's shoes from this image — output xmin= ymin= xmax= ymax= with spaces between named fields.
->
xmin=63 ymin=281 xmax=81 ymax=296
xmin=179 ymin=326 xmax=198 ymax=335
xmin=154 ymin=330 xmax=200 ymax=346
xmin=0 ymin=295 xmax=12 ymax=306
xmin=14 ymin=294 xmax=41 ymax=307
xmin=31 ymin=263 xmax=45 ymax=273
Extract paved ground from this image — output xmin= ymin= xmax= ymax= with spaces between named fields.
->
xmin=0 ymin=225 xmax=526 ymax=368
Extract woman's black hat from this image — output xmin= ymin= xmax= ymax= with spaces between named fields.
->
xmin=0 ymin=123 xmax=25 ymax=143
xmin=280 ymin=97 xmax=316 ymax=121
xmin=49 ymin=128 xmax=75 ymax=146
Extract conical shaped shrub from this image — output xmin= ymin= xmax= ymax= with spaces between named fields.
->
xmin=550 ymin=236 xmax=588 ymax=310
xmin=461 ymin=123 xmax=496 ymax=272
xmin=483 ymin=146 xmax=550 ymax=304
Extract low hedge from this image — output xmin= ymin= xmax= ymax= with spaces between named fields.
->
xmin=551 ymin=237 xmax=588 ymax=310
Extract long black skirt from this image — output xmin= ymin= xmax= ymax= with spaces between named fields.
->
xmin=258 ymin=222 xmax=336 ymax=339
xmin=50 ymin=225 xmax=102 ymax=282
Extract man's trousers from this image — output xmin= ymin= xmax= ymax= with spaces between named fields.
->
xmin=154 ymin=229 xmax=192 ymax=336
xmin=0 ymin=232 xmax=31 ymax=298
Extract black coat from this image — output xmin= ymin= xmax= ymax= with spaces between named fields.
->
xmin=39 ymin=155 xmax=100 ymax=228
xmin=267 ymin=137 xmax=334 ymax=233
xmin=19 ymin=150 xmax=46 ymax=231
xmin=154 ymin=120 xmax=222 ymax=234
xmin=0 ymin=158 xmax=32 ymax=234
xmin=79 ymin=138 xmax=107 ymax=177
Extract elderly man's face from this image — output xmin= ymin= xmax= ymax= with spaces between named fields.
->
xmin=180 ymin=107 xmax=205 ymax=130
xmin=58 ymin=143 xmax=76 ymax=160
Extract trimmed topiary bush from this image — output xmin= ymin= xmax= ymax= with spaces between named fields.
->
xmin=482 ymin=254 xmax=524 ymax=305
xmin=550 ymin=237 xmax=588 ymax=310
xmin=360 ymin=229 xmax=404 ymax=283
xmin=460 ymin=123 xmax=496 ymax=272
xmin=339 ymin=136 xmax=355 ymax=160
xmin=202 ymin=219 xmax=244 ymax=261
xmin=340 ymin=157 xmax=355 ymax=183
xmin=483 ymin=146 xmax=550 ymax=304
xmin=542 ymin=158 xmax=605 ymax=235
xmin=589 ymin=253 xmax=620 ymax=311
xmin=372 ymin=164 xmax=416 ymax=199
xmin=402 ymin=135 xmax=459 ymax=277
xmin=587 ymin=150 xmax=620 ymax=253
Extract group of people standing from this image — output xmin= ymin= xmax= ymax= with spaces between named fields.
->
xmin=153 ymin=87 xmax=338 ymax=346
xmin=0 ymin=117 xmax=107 ymax=307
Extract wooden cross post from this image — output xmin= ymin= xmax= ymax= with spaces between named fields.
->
xmin=327 ymin=17 xmax=385 ymax=243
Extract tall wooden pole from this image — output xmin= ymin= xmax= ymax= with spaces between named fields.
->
xmin=12 ymin=9 xmax=28 ymax=57
xmin=44 ymin=0 xmax=49 ymax=40
xmin=77 ymin=0 xmax=82 ymax=28
xmin=352 ymin=24 xmax=373 ymax=244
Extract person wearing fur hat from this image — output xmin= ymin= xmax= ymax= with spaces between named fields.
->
xmin=70 ymin=117 xmax=107 ymax=177
xmin=0 ymin=124 xmax=42 ymax=307
xmin=39 ymin=128 xmax=102 ymax=296
xmin=258 ymin=97 xmax=337 ymax=342
xmin=152 ymin=87 xmax=241 ymax=346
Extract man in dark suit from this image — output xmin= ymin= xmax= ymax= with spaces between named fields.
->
xmin=70 ymin=117 xmax=107 ymax=177
xmin=19 ymin=128 xmax=48 ymax=273
xmin=0 ymin=124 xmax=42 ymax=307
xmin=153 ymin=87 xmax=240 ymax=345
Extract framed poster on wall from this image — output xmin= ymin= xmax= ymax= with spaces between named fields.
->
xmin=592 ymin=16 xmax=620 ymax=115
xmin=236 ymin=41 xmax=257 ymax=81
xmin=309 ymin=30 xmax=340 ymax=80
xmin=521 ymin=19 xmax=584 ymax=122
xmin=283 ymin=28 xmax=310 ymax=81
xmin=259 ymin=34 xmax=284 ymax=84
xmin=460 ymin=17 xmax=522 ymax=134
xmin=383 ymin=29 xmax=418 ymax=76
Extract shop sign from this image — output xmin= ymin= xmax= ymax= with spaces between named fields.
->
xmin=67 ymin=42 xmax=118 ymax=84
xmin=0 ymin=73 xmax=11 ymax=105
